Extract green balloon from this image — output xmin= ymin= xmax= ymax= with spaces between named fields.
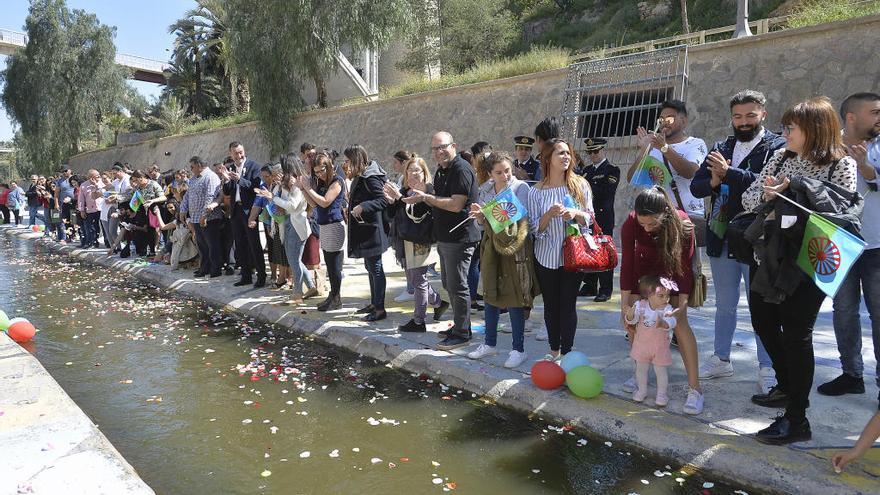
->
xmin=0 ymin=310 xmax=9 ymax=331
xmin=566 ymin=365 xmax=604 ymax=399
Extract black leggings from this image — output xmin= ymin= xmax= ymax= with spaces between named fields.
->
xmin=10 ymin=208 xmax=21 ymax=225
xmin=0 ymin=205 xmax=9 ymax=224
xmin=534 ymin=261 xmax=582 ymax=354
xmin=323 ymin=249 xmax=343 ymax=297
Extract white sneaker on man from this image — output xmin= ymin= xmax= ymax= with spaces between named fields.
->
xmin=467 ymin=344 xmax=497 ymax=359
xmin=683 ymin=387 xmax=705 ymax=415
xmin=699 ymin=355 xmax=734 ymax=379
xmin=758 ymin=366 xmax=778 ymax=395
xmin=622 ymin=377 xmax=637 ymax=393
xmin=504 ymin=350 xmax=527 ymax=368
xmin=535 ymin=328 xmax=548 ymax=341
xmin=394 ymin=290 xmax=415 ymax=303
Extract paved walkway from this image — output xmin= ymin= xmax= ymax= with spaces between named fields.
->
xmin=3 ymin=223 xmax=879 ymax=494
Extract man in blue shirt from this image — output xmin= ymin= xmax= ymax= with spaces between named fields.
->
xmin=54 ymin=167 xmax=75 ymax=242
xmin=819 ymin=92 xmax=880 ymax=405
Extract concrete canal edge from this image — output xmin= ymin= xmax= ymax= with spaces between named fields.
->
xmin=0 ymin=332 xmax=155 ymax=494
xmin=3 ymin=226 xmax=876 ymax=495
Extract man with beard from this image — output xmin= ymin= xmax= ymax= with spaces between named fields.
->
xmin=818 ymin=92 xmax=880 ymax=404
xmin=690 ymin=90 xmax=785 ymax=394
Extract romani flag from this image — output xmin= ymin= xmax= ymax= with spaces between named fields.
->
xmin=630 ymin=155 xmax=672 ymax=188
xmin=795 ymin=212 xmax=866 ymax=298
xmin=482 ymin=187 xmax=525 ymax=233
xmin=129 ymin=189 xmax=144 ymax=213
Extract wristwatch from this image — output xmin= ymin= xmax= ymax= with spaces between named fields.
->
xmin=660 ymin=143 xmax=670 ymax=154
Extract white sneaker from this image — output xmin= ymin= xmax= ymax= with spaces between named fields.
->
xmin=758 ymin=366 xmax=778 ymax=395
xmin=622 ymin=377 xmax=637 ymax=393
xmin=467 ymin=344 xmax=497 ymax=359
xmin=535 ymin=328 xmax=548 ymax=341
xmin=699 ymin=355 xmax=734 ymax=379
xmin=394 ymin=290 xmax=415 ymax=303
xmin=683 ymin=387 xmax=704 ymax=415
xmin=504 ymin=350 xmax=527 ymax=368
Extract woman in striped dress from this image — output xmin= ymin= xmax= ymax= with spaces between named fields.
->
xmin=527 ymin=138 xmax=594 ymax=360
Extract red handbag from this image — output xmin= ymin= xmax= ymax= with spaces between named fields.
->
xmin=562 ymin=218 xmax=618 ymax=273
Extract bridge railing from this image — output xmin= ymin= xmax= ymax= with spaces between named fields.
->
xmin=114 ymin=53 xmax=168 ymax=73
xmin=0 ymin=28 xmax=28 ymax=46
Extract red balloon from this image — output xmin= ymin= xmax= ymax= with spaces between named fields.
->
xmin=531 ymin=360 xmax=566 ymax=390
xmin=31 ymin=225 xmax=40 ymax=232
xmin=8 ymin=320 xmax=36 ymax=343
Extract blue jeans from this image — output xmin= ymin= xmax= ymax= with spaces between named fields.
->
xmin=364 ymin=255 xmax=386 ymax=309
xmin=708 ymin=245 xmax=772 ymax=368
xmin=283 ymin=222 xmax=314 ymax=295
xmin=28 ymin=205 xmax=44 ymax=226
xmin=832 ymin=247 xmax=880 ymax=386
xmin=484 ymin=303 xmax=525 ymax=352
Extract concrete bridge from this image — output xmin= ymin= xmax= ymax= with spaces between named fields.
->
xmin=0 ymin=27 xmax=167 ymax=84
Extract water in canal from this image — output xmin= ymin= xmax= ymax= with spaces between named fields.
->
xmin=1 ymin=235 xmax=756 ymax=495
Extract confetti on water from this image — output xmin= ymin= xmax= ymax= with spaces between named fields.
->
xmin=260 ymin=470 xmax=271 ymax=477
xmin=299 ymin=451 xmax=310 ymax=458
xmin=370 ymin=458 xmax=382 ymax=464
xmin=703 ymin=482 xmax=715 ymax=489
xmin=604 ymin=441 xmax=612 ymax=447
xmin=329 ymin=449 xmax=339 ymax=458
xmin=432 ymin=478 xmax=443 ymax=485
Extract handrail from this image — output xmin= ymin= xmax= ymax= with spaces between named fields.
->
xmin=571 ymin=15 xmax=789 ymax=62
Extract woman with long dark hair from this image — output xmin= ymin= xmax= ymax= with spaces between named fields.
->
xmin=273 ymin=154 xmax=318 ymax=304
xmin=345 ymin=145 xmax=390 ymax=322
xmin=742 ymin=96 xmax=857 ymax=444
xmin=299 ymin=152 xmax=346 ymax=312
xmin=620 ymin=186 xmax=703 ymax=415
xmin=527 ymin=138 xmax=593 ymax=359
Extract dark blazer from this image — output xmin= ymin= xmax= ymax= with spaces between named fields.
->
xmin=347 ymin=161 xmax=390 ymax=259
xmin=232 ymin=158 xmax=262 ymax=209
xmin=582 ymin=158 xmax=620 ymax=233
xmin=691 ymin=130 xmax=786 ymax=258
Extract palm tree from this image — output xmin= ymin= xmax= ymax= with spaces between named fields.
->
xmin=680 ymin=0 xmax=691 ymax=34
xmin=148 ymin=96 xmax=195 ymax=135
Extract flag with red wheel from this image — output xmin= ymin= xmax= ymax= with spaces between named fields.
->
xmin=796 ymin=212 xmax=866 ymax=298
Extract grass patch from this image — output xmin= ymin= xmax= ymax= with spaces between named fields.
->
xmin=381 ymin=46 xmax=570 ymax=99
xmin=786 ymin=0 xmax=880 ymax=29
xmin=174 ymin=112 xmax=256 ymax=136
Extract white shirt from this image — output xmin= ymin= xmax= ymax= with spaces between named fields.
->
xmin=112 ymin=174 xmax=130 ymax=194
xmin=731 ymin=128 xmax=766 ymax=169
xmin=648 ymin=136 xmax=709 ymax=216
xmin=235 ymin=158 xmax=247 ymax=203
xmin=859 ymin=136 xmax=880 ymax=250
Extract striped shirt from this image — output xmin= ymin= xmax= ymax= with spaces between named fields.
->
xmin=180 ymin=169 xmax=223 ymax=224
xmin=527 ymin=180 xmax=594 ymax=269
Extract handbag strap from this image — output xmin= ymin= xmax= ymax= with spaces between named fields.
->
xmin=661 ymin=155 xmax=687 ymax=212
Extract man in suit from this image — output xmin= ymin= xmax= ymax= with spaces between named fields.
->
xmin=578 ymin=138 xmax=619 ymax=302
xmin=512 ymin=135 xmax=541 ymax=181
xmin=228 ymin=141 xmax=267 ymax=287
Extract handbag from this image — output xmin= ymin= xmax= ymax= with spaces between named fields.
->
xmin=47 ymin=209 xmax=61 ymax=223
xmin=688 ymin=235 xmax=707 ymax=308
xmin=562 ymin=215 xmax=618 ymax=273
xmin=662 ymin=156 xmax=707 ymax=247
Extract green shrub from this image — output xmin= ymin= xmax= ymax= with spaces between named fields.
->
xmin=381 ymin=46 xmax=570 ymax=99
xmin=173 ymin=113 xmax=255 ymax=136
xmin=787 ymin=0 xmax=880 ymax=29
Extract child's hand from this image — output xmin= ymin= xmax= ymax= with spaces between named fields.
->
xmin=832 ymin=449 xmax=859 ymax=473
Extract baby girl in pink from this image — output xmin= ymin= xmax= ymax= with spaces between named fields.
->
xmin=624 ymin=275 xmax=678 ymax=406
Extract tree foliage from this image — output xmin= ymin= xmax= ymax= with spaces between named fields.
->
xmin=0 ymin=0 xmax=127 ymax=171
xmin=225 ymin=0 xmax=411 ymax=154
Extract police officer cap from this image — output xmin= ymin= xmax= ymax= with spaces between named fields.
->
xmin=514 ymin=136 xmax=535 ymax=148
xmin=583 ymin=138 xmax=607 ymax=152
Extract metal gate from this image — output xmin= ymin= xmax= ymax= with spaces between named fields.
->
xmin=559 ymin=46 xmax=689 ymax=168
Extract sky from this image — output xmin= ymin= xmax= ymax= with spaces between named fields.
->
xmin=0 ymin=0 xmax=195 ymax=142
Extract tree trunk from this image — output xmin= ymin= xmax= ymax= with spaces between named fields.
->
xmin=236 ymin=75 xmax=250 ymax=114
xmin=314 ymin=74 xmax=327 ymax=108
xmin=680 ymin=0 xmax=690 ymax=34
xmin=194 ymin=58 xmax=204 ymax=117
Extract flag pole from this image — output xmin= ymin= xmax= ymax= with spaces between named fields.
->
xmin=631 ymin=118 xmax=664 ymax=184
xmin=771 ymin=191 xmax=813 ymax=215
xmin=449 ymin=214 xmax=475 ymax=232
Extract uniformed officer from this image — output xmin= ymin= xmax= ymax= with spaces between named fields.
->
xmin=578 ymin=138 xmax=620 ymax=302
xmin=512 ymin=135 xmax=541 ymax=182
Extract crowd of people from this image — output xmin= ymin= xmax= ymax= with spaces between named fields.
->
xmin=5 ymin=90 xmax=880 ymax=455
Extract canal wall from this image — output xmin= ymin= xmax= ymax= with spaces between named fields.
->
xmin=3 ymin=225 xmax=877 ymax=495
xmin=0 ymin=332 xmax=154 ymax=494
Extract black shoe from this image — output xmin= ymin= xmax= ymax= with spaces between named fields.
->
xmin=433 ymin=300 xmax=450 ymax=321
xmin=438 ymin=327 xmax=472 ymax=339
xmin=755 ymin=416 xmax=811 ymax=445
xmin=317 ymin=294 xmax=342 ymax=312
xmin=437 ymin=332 xmax=471 ymax=351
xmin=751 ymin=386 xmax=789 ymax=408
xmin=356 ymin=304 xmax=375 ymax=314
xmin=470 ymin=301 xmax=484 ymax=311
xmin=120 ymin=246 xmax=131 ymax=258
xmin=209 ymin=272 xmax=221 ymax=278
xmin=224 ymin=265 xmax=235 ymax=276
xmin=253 ymin=276 xmax=266 ymax=288
xmin=594 ymin=293 xmax=611 ymax=303
xmin=817 ymin=373 xmax=865 ymax=396
xmin=234 ymin=278 xmax=252 ymax=287
xmin=579 ymin=285 xmax=597 ymax=297
xmin=362 ymin=309 xmax=387 ymax=322
xmin=193 ymin=270 xmax=207 ymax=277
xmin=399 ymin=319 xmax=426 ymax=333
xmin=474 ymin=294 xmax=483 ymax=301
xmin=671 ymin=334 xmax=679 ymax=347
